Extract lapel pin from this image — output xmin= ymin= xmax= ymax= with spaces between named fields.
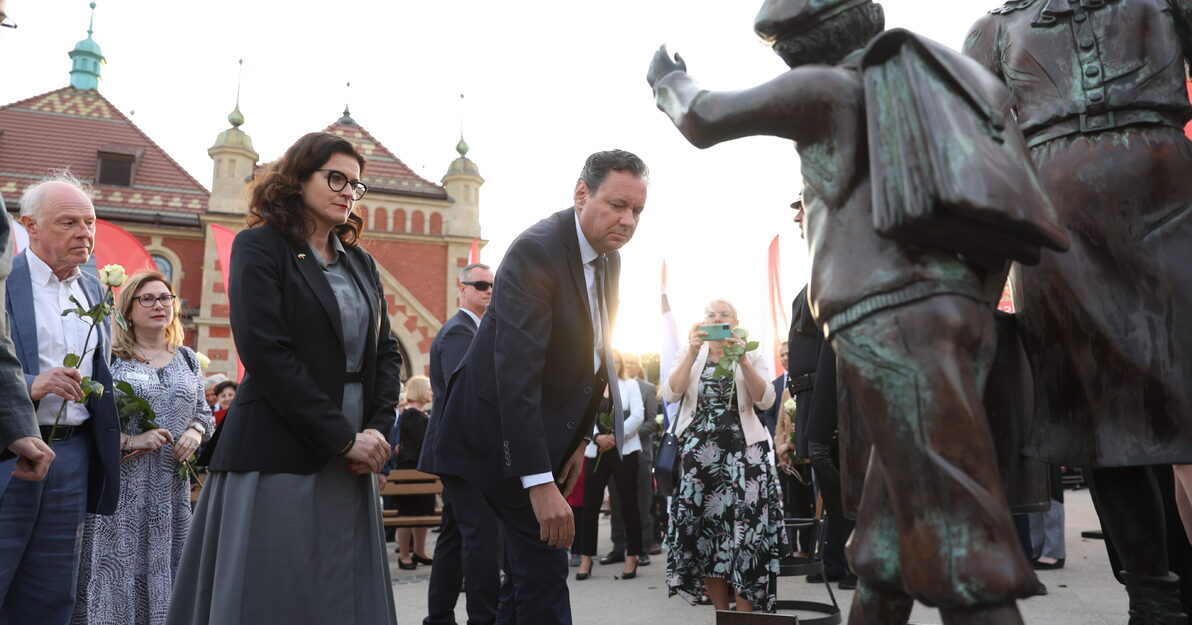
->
xmin=297 ymin=253 xmax=307 ymax=259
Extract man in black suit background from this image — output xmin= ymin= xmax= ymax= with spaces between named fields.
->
xmin=788 ymin=202 xmax=855 ymax=590
xmin=428 ymin=150 xmax=648 ymax=624
xmin=421 ymin=262 xmax=500 ymax=625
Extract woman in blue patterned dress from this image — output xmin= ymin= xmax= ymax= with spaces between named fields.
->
xmin=662 ymin=299 xmax=783 ymax=614
xmin=72 ymin=270 xmax=214 ymax=625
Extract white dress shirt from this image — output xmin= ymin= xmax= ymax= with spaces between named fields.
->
xmin=519 ymin=212 xmax=604 ymax=490
xmin=27 ymin=250 xmax=95 ymax=427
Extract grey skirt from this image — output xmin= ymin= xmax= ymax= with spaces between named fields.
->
xmin=166 ymin=457 xmax=396 ymax=625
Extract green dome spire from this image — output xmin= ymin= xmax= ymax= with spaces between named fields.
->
xmin=456 ymin=135 xmax=470 ymax=157
xmin=68 ymin=2 xmax=104 ymax=90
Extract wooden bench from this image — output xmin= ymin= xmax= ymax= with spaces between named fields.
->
xmin=379 ymin=469 xmax=444 ymax=528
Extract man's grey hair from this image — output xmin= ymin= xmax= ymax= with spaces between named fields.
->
xmin=460 ymin=262 xmax=491 ymax=283
xmin=19 ymin=169 xmax=92 ymax=219
xmin=578 ymin=149 xmax=649 ymax=195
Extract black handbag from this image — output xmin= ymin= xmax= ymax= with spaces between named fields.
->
xmin=653 ymin=403 xmax=681 ymax=497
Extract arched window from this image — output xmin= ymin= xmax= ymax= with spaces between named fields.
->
xmin=411 ymin=211 xmax=425 ymax=234
xmin=151 ymin=253 xmax=173 ymax=283
xmin=429 ymin=213 xmax=443 ymax=235
xmin=373 ymin=207 xmax=388 ymax=231
xmin=392 ymin=209 xmax=407 ymax=233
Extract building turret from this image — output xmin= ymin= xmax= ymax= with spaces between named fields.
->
xmin=68 ymin=3 xmax=104 ymax=90
xmin=441 ymin=136 xmax=483 ymax=238
xmin=207 ymin=61 xmax=258 ymax=215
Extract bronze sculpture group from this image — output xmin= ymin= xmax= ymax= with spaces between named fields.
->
xmin=648 ymin=0 xmax=1192 ymax=623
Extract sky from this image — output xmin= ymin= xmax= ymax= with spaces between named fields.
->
xmin=0 ymin=0 xmax=994 ymax=358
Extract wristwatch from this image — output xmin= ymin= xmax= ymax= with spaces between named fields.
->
xmin=188 ymin=422 xmax=206 ymax=435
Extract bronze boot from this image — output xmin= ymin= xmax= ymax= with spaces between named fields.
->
xmin=939 ymin=602 xmax=1025 ymax=625
xmin=847 ymin=581 xmax=914 ymax=625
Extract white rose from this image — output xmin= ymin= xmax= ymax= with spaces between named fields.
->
xmin=783 ymin=397 xmax=797 ymax=416
xmin=732 ymin=327 xmax=749 ymax=340
xmin=195 ymin=352 xmax=211 ymax=371
xmin=98 ymin=264 xmax=127 ymax=287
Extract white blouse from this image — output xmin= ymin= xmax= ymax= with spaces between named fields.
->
xmin=585 ymin=378 xmax=645 ymax=458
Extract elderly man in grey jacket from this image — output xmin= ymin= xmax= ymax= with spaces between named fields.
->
xmin=0 ymin=189 xmax=54 ymax=479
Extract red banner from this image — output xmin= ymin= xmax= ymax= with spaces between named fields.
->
xmin=210 ymin=224 xmax=243 ymax=382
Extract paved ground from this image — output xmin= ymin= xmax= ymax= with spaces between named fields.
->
xmin=388 ymin=487 xmax=1131 ymax=624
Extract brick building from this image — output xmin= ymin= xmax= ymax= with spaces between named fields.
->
xmin=0 ymin=14 xmax=483 ymax=380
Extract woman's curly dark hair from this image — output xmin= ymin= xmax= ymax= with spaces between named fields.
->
xmin=247 ymin=132 xmax=367 ymax=247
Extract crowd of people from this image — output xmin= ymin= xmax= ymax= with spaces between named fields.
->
xmin=0 ymin=136 xmax=1189 ymax=625
xmin=2 ymin=1 xmax=1192 ymax=623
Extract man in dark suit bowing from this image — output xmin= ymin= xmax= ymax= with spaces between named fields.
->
xmin=421 ymin=262 xmax=500 ymax=625
xmin=429 ymin=149 xmax=648 ymax=625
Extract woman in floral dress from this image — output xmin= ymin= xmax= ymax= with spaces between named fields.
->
xmin=72 ymin=270 xmax=213 ymax=625
xmin=662 ymin=299 xmax=784 ymax=614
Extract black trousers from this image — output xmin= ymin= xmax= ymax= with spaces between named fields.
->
xmin=425 ymin=479 xmax=500 ymax=625
xmin=781 ymin=467 xmax=815 ymax=554
xmin=580 ymin=451 xmax=642 ymax=557
xmin=443 ymin=475 xmax=571 ymax=625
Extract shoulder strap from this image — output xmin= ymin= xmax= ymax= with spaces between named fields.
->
xmin=180 ymin=347 xmax=198 ymax=374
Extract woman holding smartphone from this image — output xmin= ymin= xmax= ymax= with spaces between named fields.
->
xmin=663 ymin=299 xmax=782 ymax=614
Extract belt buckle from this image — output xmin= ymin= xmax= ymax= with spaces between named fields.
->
xmin=1080 ymin=110 xmax=1115 ymax=133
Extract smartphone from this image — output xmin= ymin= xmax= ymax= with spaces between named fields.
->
xmin=697 ymin=323 xmax=732 ymax=341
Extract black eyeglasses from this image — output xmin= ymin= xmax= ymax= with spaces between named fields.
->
xmin=315 ymin=169 xmax=367 ymax=201
xmin=135 ymin=294 xmax=177 ymax=308
xmin=0 ymin=13 xmax=16 ymax=29
xmin=462 ymin=280 xmax=493 ymax=291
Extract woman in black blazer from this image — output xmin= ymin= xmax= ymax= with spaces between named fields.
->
xmin=169 ymin=132 xmax=402 ymax=625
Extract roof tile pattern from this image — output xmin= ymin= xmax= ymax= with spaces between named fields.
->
xmin=323 ymin=120 xmax=447 ymax=200
xmin=0 ymin=88 xmax=209 ymax=213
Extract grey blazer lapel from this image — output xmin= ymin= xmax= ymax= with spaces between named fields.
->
xmin=7 ymin=252 xmax=39 ymax=375
xmin=78 ymin=273 xmax=111 ymax=365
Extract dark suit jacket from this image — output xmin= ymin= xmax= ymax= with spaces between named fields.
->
xmin=755 ymin=373 xmax=786 ymax=437
xmin=419 ymin=309 xmax=478 ymax=474
xmin=787 ymin=285 xmax=838 ymax=456
xmin=0 ymin=198 xmax=38 ymax=454
xmin=206 ymin=225 xmax=402 ymax=474
xmin=789 ymin=285 xmax=821 ymax=457
xmin=5 ymin=250 xmax=120 ymax=514
xmin=427 ymin=208 xmax=618 ymax=501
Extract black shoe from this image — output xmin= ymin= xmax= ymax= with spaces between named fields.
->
xmin=1031 ymin=557 xmax=1065 ymax=570
xmin=398 ymin=559 xmax=417 ymax=571
xmin=637 ymin=554 xmax=651 ymax=566
xmin=576 ymin=563 xmax=592 ymax=581
xmin=621 ymin=559 xmax=639 ymax=580
xmin=806 ymin=571 xmax=844 ymax=583
xmin=413 ymin=553 xmax=434 ymax=566
xmin=839 ymin=575 xmax=858 ymax=590
xmin=600 ymin=551 xmax=625 ymax=565
xmin=1032 ymin=580 xmax=1048 ymax=596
